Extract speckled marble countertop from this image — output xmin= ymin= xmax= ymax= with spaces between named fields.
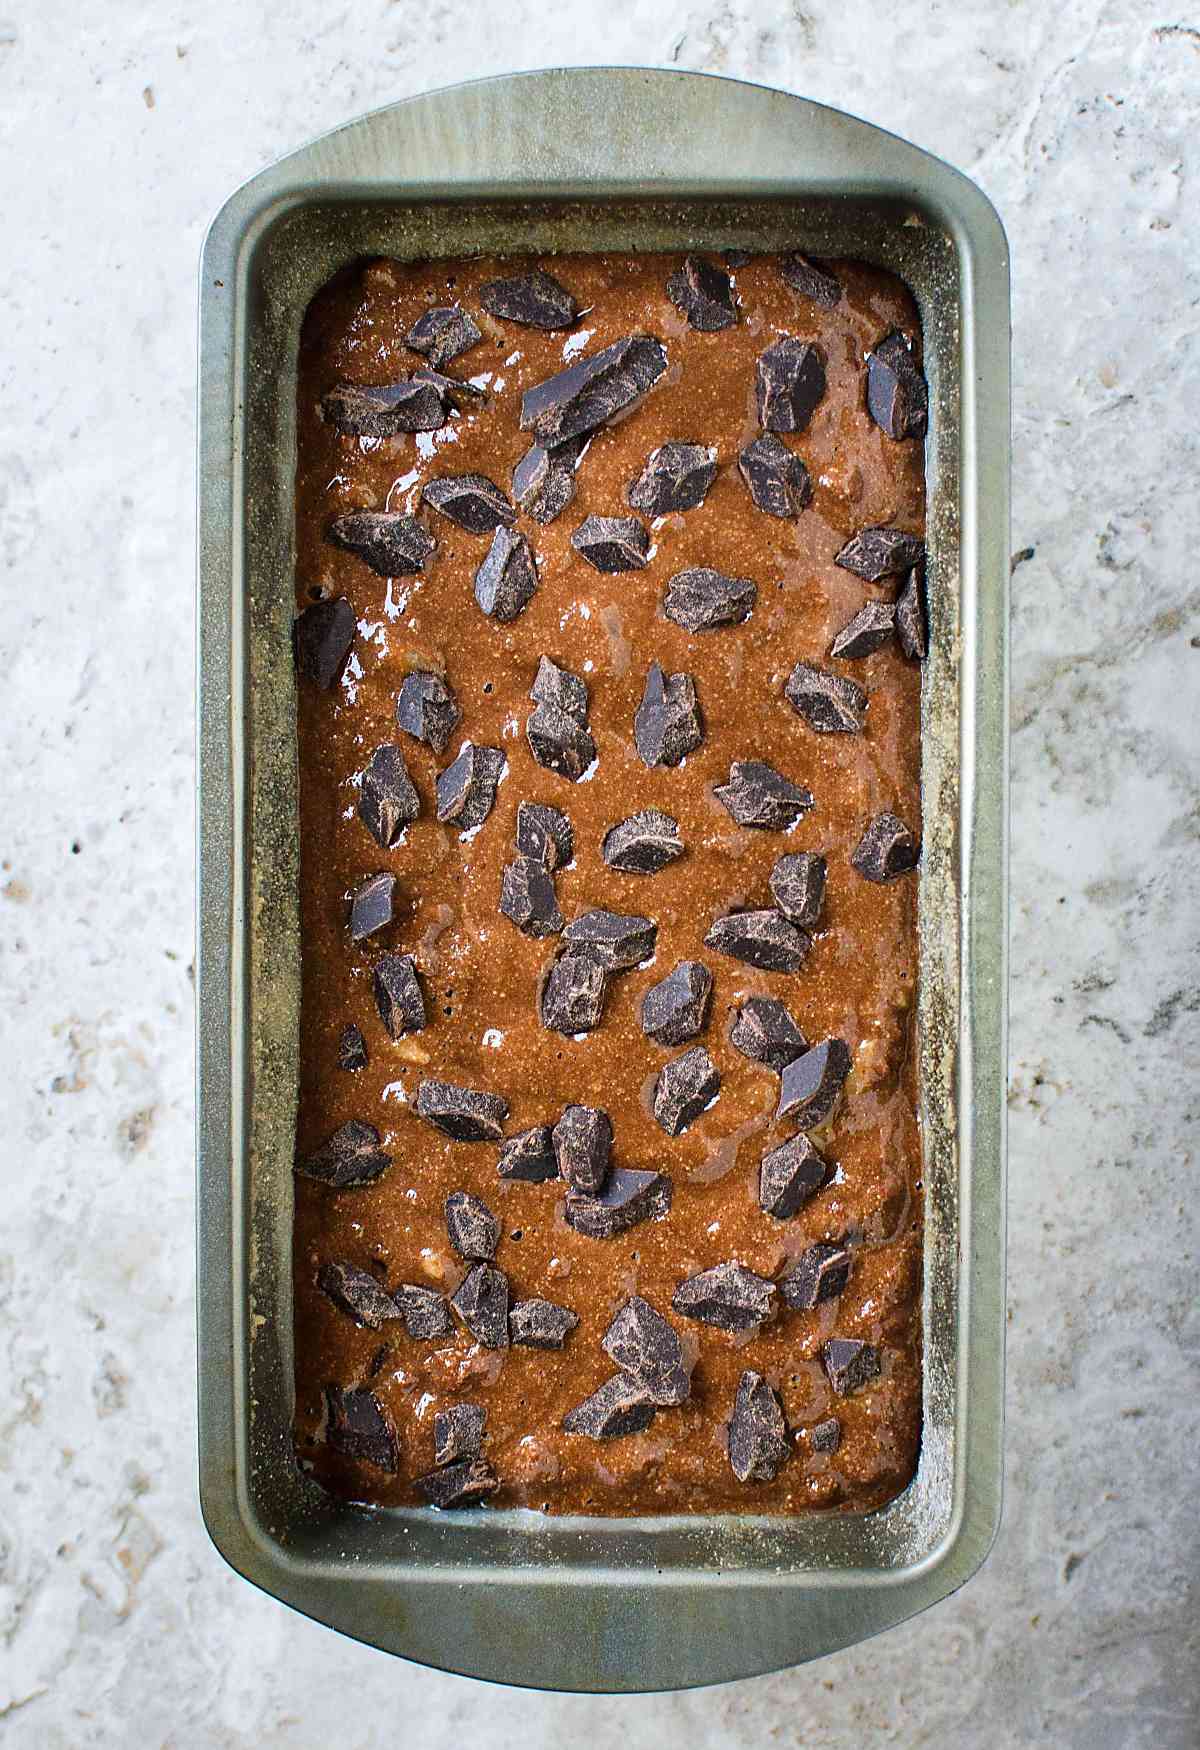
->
xmin=2 ymin=1 xmax=1198 ymax=1744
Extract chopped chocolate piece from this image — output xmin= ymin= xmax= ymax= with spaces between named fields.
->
xmin=444 ymin=1190 xmax=501 ymax=1262
xmin=450 ymin=1263 xmax=510 ymax=1348
xmin=653 ymin=1044 xmax=720 ymax=1136
xmin=602 ymin=1296 xmax=691 ymax=1406
xmin=293 ymin=598 xmax=356 ymax=690
xmin=755 ymin=337 xmax=826 ymax=434
xmin=724 ymin=248 xmax=753 ymax=269
xmin=435 ymin=742 xmax=505 ymax=830
xmin=404 ymin=304 xmax=482 ymax=369
xmin=704 ymin=908 xmax=810 ymax=973
xmin=479 ymin=269 xmax=579 ymax=330
xmin=633 ymin=661 xmax=703 ymax=768
xmin=320 ymin=377 xmax=446 ymax=436
xmin=500 ymin=855 xmax=563 ymax=938
xmin=411 ymin=366 xmax=488 ymax=412
xmin=896 ymin=565 xmax=928 ymax=660
xmin=666 ymin=255 xmax=737 ymax=331
xmin=602 ymin=810 xmax=683 ymax=875
xmin=776 ymin=1038 xmax=852 ymax=1129
xmin=327 ymin=511 xmax=437 ymax=578
xmin=785 ymin=661 xmax=868 ymax=734
xmin=564 ymin=1167 xmax=672 ymax=1239
xmin=395 ymin=669 xmax=460 ymax=753
xmin=562 ymin=910 xmax=656 ymax=970
xmin=511 ymin=439 xmax=582 ymax=525
xmin=673 ymin=1261 xmax=775 ymax=1331
xmin=416 ymin=1457 xmax=500 ymax=1508
xmin=562 ymin=1373 xmax=656 ymax=1439
xmin=779 ymin=252 xmax=842 ymax=309
xmin=552 ymin=1104 xmax=613 ymax=1194
xmin=396 ymin=1283 xmax=453 ymax=1340
xmin=728 ymin=1370 xmax=789 ymax=1483
xmin=516 ymin=801 xmax=573 ymax=871
xmin=867 ymin=330 xmax=929 ymax=441
xmin=416 ymin=1078 xmax=509 ymax=1143
xmin=359 ymin=744 xmax=420 ymax=847
xmin=852 ymin=811 xmax=921 ymax=882
xmin=570 ymin=513 xmax=650 ymax=573
xmin=337 ymin=1022 xmax=368 ymax=1072
xmin=809 ymin=1416 xmax=842 ymax=1454
xmin=663 ymin=566 xmax=756 ymax=632
xmin=830 ymin=599 xmax=897 ymax=660
xmin=520 ymin=334 xmax=668 ymax=447
xmin=296 ymin=1119 xmax=391 ymax=1188
xmin=737 ymin=434 xmax=812 ymax=519
xmin=526 ymin=704 xmax=597 ymax=782
xmin=317 ymin=1260 xmax=400 ymax=1329
xmin=835 ymin=525 xmax=926 ymax=582
xmin=509 ymin=1297 xmax=579 ymax=1348
xmin=496 ymin=1125 xmax=559 ymax=1183
xmin=781 ymin=1242 xmax=852 ymax=1309
xmin=540 ymin=950 xmax=609 ymax=1035
xmin=823 ymin=1337 xmax=881 ymax=1397
xmin=434 ymin=1401 xmax=486 ymax=1465
xmin=713 ymin=760 xmax=813 ymax=830
xmin=421 ymin=473 xmax=515 ymax=534
xmin=759 ymin=1133 xmax=829 ymax=1219
xmin=325 ymin=1385 xmax=398 ymax=1471
xmin=530 ymin=654 xmax=588 ymax=723
xmin=474 ymin=525 xmax=538 ymax=622
xmin=372 ymin=953 xmax=426 ymax=1039
xmin=348 ymin=871 xmax=396 ymax=943
xmin=769 ymin=852 xmax=827 ymax=930
xmin=626 ymin=442 xmax=718 ymax=514
xmin=640 ymin=960 xmax=713 ymax=1047
xmin=730 ymin=996 xmax=807 ymax=1072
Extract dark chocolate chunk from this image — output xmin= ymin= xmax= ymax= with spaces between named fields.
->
xmin=769 ymin=852 xmax=827 ymax=930
xmin=433 ymin=1401 xmax=486 ymax=1466
xmin=564 ymin=1167 xmax=672 ymax=1239
xmin=359 ymin=744 xmax=420 ymax=848
xmin=663 ymin=566 xmax=756 ymax=632
xmin=552 ymin=1104 xmax=613 ymax=1194
xmin=511 ymin=440 xmax=582 ymax=525
xmin=653 ymin=1045 xmax=720 ymax=1136
xmin=602 ymin=1297 xmax=690 ymax=1406
xmin=317 ymin=1260 xmax=399 ymax=1329
xmin=562 ymin=910 xmax=656 ymax=970
xmin=785 ymin=661 xmax=868 ymax=734
xmin=296 ymin=1119 xmax=391 ymax=1188
xmin=755 ymin=337 xmax=826 ymax=433
xmin=781 ymin=1242 xmax=852 ymax=1309
xmin=730 ymin=996 xmax=807 ymax=1072
xmin=867 ymin=330 xmax=928 ymax=440
xmin=830 ymin=600 xmax=897 ymax=660
xmin=626 ymin=442 xmax=717 ymax=515
xmin=601 ymin=810 xmax=683 ymax=875
xmin=444 ymin=1190 xmax=500 ymax=1262
xmin=759 ymin=1133 xmax=829 ymax=1219
xmin=633 ymin=661 xmax=703 ymax=768
xmin=724 ymin=248 xmax=753 ymax=269
xmin=674 ymin=1261 xmax=775 ymax=1332
xmin=405 ymin=304 xmax=482 ymax=369
xmin=450 ymin=1263 xmax=510 ymax=1348
xmin=779 ymin=252 xmax=841 ymax=309
xmin=776 ymin=1038 xmax=852 ymax=1129
xmin=851 ymin=812 xmax=921 ymax=882
xmin=540 ymin=950 xmax=609 ymax=1034
xmin=325 ymin=1385 xmax=398 ymax=1472
xmin=640 ymin=960 xmax=713 ymax=1047
xmin=705 ymin=908 xmax=810 ymax=973
xmin=474 ymin=525 xmax=538 ymax=622
xmin=500 ymin=855 xmax=563 ymax=938
xmin=737 ymin=434 xmax=812 ymax=519
xmin=348 ymin=871 xmax=396 ymax=943
xmin=411 ymin=366 xmax=488 ymax=412
xmin=823 ymin=1337 xmax=881 ymax=1397
xmin=327 ymin=512 xmax=437 ymax=578
xmin=809 ymin=1416 xmax=842 ymax=1454
xmin=416 ymin=1079 xmax=509 ymax=1143
xmin=479 ymin=269 xmax=579 ymax=330
xmin=520 ymin=334 xmax=668 ymax=447
xmin=293 ymin=598 xmax=356 ymax=690
xmin=728 ymin=1370 xmax=788 ymax=1483
xmin=337 ymin=1022 xmax=368 ymax=1072
xmin=320 ymin=377 xmax=446 ymax=436
xmin=422 ymin=473 xmax=514 ymax=534
xmin=896 ymin=565 xmax=928 ymax=660
xmin=570 ymin=513 xmax=650 ymax=573
xmin=562 ymin=1373 xmax=656 ymax=1439
xmin=496 ymin=1125 xmax=559 ymax=1183
xmin=835 ymin=525 xmax=926 ymax=582
xmin=372 ymin=953 xmax=426 ymax=1039
xmin=395 ymin=669 xmax=460 ymax=753
xmin=514 ymin=801 xmax=572 ymax=872
xmin=435 ymin=742 xmax=506 ymax=831
xmin=666 ymin=255 xmax=737 ymax=331
xmin=416 ymin=1457 xmax=500 ymax=1508
xmin=396 ymin=1283 xmax=453 ymax=1340
xmin=509 ymin=1297 xmax=579 ymax=1348
xmin=526 ymin=705 xmax=597 ymax=782
xmin=713 ymin=760 xmax=814 ymax=830
xmin=530 ymin=654 xmax=588 ymax=723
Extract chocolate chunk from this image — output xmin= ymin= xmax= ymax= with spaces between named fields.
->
xmin=422 ymin=474 xmax=515 ymax=534
xmin=779 ymin=252 xmax=841 ymax=309
xmin=474 ymin=526 xmax=538 ymax=622
xmin=823 ymin=1337 xmax=881 ymax=1397
xmin=730 ymin=996 xmax=807 ymax=1072
xmin=372 ymin=953 xmax=426 ymax=1039
xmin=851 ymin=812 xmax=921 ymax=882
xmin=896 ymin=565 xmax=928 ymax=660
xmin=348 ymin=871 xmax=397 ymax=943
xmin=516 ymin=801 xmax=573 ymax=871
xmin=396 ymin=1283 xmax=453 ymax=1340
xmin=602 ymin=1296 xmax=691 ymax=1406
xmin=830 ymin=599 xmax=897 ymax=659
xmin=755 ymin=337 xmax=826 ymax=433
xmin=705 ymin=909 xmax=810 ymax=973
xmin=527 ymin=705 xmax=597 ymax=782
xmin=564 ymin=1167 xmax=672 ymax=1239
xmin=737 ymin=434 xmax=812 ymax=519
xmin=776 ymin=1038 xmax=852 ymax=1129
xmin=436 ymin=742 xmax=505 ymax=830
xmin=640 ymin=960 xmax=713 ymax=1047
xmin=633 ymin=662 xmax=703 ymax=768
xmin=405 ymin=304 xmax=482 ymax=369
xmin=496 ymin=1125 xmax=559 ymax=1183
xmin=479 ymin=269 xmax=579 ymax=330
xmin=337 ymin=1022 xmax=368 ymax=1072
xmin=395 ymin=669 xmax=460 ymax=753
xmin=552 ymin=1104 xmax=613 ymax=1194
xmin=867 ymin=330 xmax=928 ymax=440
xmin=434 ymin=1402 xmax=486 ymax=1465
xmin=653 ymin=1045 xmax=720 ymax=1136
xmin=416 ymin=1079 xmax=509 ymax=1143
xmin=562 ymin=910 xmax=656 ymax=970
xmin=445 ymin=1191 xmax=500 ymax=1262
xmin=320 ymin=377 xmax=446 ymax=436
xmin=327 ymin=512 xmax=437 ymax=578
xmin=317 ymin=1260 xmax=399 ymax=1329
xmin=500 ymin=855 xmax=563 ymax=938
xmin=530 ymin=654 xmax=588 ymax=723
xmin=835 ymin=525 xmax=926 ymax=582
xmin=666 ymin=255 xmax=737 ymax=331
xmin=627 ymin=442 xmax=717 ymax=514
xmin=673 ymin=1261 xmax=774 ymax=1331
xmin=511 ymin=440 xmax=582 ymax=525
xmin=728 ymin=1370 xmax=788 ymax=1483
xmin=601 ymin=810 xmax=683 ymax=875
xmin=450 ymin=1263 xmax=510 ymax=1348
xmin=296 ymin=1119 xmax=391 ymax=1188
xmin=759 ymin=1133 xmax=829 ymax=1218
xmin=785 ymin=661 xmax=868 ymax=734
xmin=359 ymin=744 xmax=420 ymax=847
xmin=325 ymin=1385 xmax=398 ymax=1472
xmin=570 ymin=513 xmax=649 ymax=573
xmin=411 ymin=366 xmax=488 ymax=412
xmin=768 ymin=852 xmax=827 ymax=930
xmin=540 ymin=950 xmax=609 ymax=1035
xmin=562 ymin=1373 xmax=656 ymax=1439
xmin=509 ymin=1297 xmax=579 ymax=1348
xmin=724 ymin=248 xmax=753 ymax=269
xmin=809 ymin=1416 xmax=842 ymax=1454
xmin=416 ymin=1457 xmax=500 ymax=1508
xmin=293 ymin=598 xmax=356 ymax=690
xmin=780 ymin=1242 xmax=852 ymax=1309
xmin=520 ymin=334 xmax=668 ymax=447
xmin=663 ymin=566 xmax=756 ymax=632
xmin=713 ymin=761 xmax=814 ymax=830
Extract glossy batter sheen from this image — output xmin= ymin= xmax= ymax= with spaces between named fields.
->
xmin=291 ymin=250 xmax=925 ymax=1515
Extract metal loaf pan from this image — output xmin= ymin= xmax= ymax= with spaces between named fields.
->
xmin=196 ymin=67 xmax=1009 ymax=1692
